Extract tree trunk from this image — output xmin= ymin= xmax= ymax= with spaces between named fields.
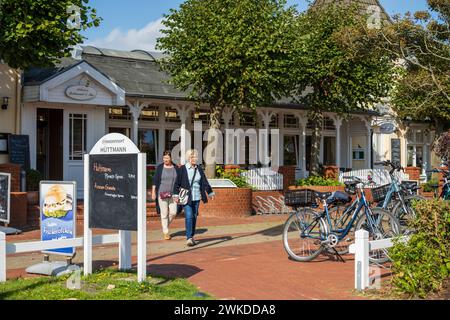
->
xmin=309 ymin=110 xmax=323 ymax=177
xmin=205 ymin=103 xmax=222 ymax=178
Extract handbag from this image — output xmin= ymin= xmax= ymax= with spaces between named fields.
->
xmin=178 ymin=167 xmax=198 ymax=205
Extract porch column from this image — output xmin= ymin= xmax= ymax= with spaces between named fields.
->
xmin=296 ymin=112 xmax=308 ymax=178
xmin=333 ymin=116 xmax=343 ymax=170
xmin=127 ymin=100 xmax=146 ymax=144
xmin=174 ymin=105 xmax=192 ymax=165
xmin=222 ymin=107 xmax=234 ymax=165
xmin=364 ymin=118 xmax=373 ymax=169
xmin=258 ymin=110 xmax=275 ymax=166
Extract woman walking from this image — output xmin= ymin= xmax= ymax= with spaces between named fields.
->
xmin=173 ymin=149 xmax=215 ymax=247
xmin=152 ymin=151 xmax=180 ymax=240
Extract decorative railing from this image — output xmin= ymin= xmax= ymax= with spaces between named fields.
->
xmin=242 ymin=168 xmax=283 ymax=191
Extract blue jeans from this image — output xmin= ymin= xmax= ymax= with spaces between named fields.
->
xmin=184 ymin=201 xmax=200 ymax=240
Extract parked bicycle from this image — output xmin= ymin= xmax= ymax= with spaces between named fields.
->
xmin=427 ymin=164 xmax=450 ymax=200
xmin=372 ymin=160 xmax=425 ymax=234
xmin=282 ymin=177 xmax=400 ymax=264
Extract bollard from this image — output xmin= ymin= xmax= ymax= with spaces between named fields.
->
xmin=354 ymin=229 xmax=369 ymax=290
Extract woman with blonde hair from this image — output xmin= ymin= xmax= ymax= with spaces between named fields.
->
xmin=173 ymin=149 xmax=215 ymax=247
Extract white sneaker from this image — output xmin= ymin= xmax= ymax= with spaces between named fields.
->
xmin=186 ymin=238 xmax=195 ymax=247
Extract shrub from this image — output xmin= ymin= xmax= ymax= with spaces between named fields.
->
xmin=295 ymin=176 xmax=344 ymax=187
xmin=389 ymin=199 xmax=450 ymax=298
xmin=215 ymin=166 xmax=251 ymax=188
xmin=26 ymin=169 xmax=43 ymax=191
xmin=421 ymin=179 xmax=439 ymax=192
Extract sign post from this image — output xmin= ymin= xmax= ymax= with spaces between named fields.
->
xmin=84 ymin=133 xmax=146 ymax=282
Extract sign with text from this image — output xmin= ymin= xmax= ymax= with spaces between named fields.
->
xmin=8 ymin=135 xmax=30 ymax=170
xmin=391 ymin=139 xmax=401 ymax=166
xmin=89 ymin=154 xmax=138 ymax=230
xmin=0 ymin=173 xmax=11 ymax=224
xmin=40 ymin=181 xmax=76 ymax=256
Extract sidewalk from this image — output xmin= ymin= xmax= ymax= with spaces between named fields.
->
xmin=3 ymin=215 xmax=384 ymax=300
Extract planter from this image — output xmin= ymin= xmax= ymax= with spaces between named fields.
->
xmin=27 ymin=191 xmax=39 ymax=205
xmin=288 ymin=185 xmax=345 ymax=193
xmin=419 ymin=190 xmax=435 ymax=199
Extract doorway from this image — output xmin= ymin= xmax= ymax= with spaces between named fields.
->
xmin=36 ymin=108 xmax=64 ymax=180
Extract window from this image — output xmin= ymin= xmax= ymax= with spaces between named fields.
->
xmin=109 ymin=107 xmax=130 ymax=120
xmin=69 ymin=114 xmax=87 ymax=160
xmin=109 ymin=127 xmax=130 ymax=138
xmin=165 ymin=130 xmax=179 ymax=153
xmin=165 ymin=108 xmax=180 ymax=123
xmin=140 ymin=106 xmax=159 ymax=122
xmin=138 ymin=129 xmax=158 ymax=164
xmin=307 ymin=117 xmax=336 ymax=130
xmin=353 ymin=149 xmax=365 ymax=161
xmin=284 ymin=115 xmax=299 ymax=129
xmin=323 ymin=137 xmax=336 ymax=165
xmin=240 ymin=112 xmax=257 ymax=127
xmin=407 ymin=129 xmax=428 ymax=168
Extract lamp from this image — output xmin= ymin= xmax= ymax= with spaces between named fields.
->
xmin=1 ymin=97 xmax=9 ymax=110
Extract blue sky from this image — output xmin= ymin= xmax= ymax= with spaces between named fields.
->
xmin=82 ymin=0 xmax=429 ymax=51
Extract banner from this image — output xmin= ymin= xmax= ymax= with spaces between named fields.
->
xmin=40 ymin=181 xmax=76 ymax=256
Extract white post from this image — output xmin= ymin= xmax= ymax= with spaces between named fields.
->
xmin=364 ymin=119 xmax=372 ymax=169
xmin=0 ymin=231 xmax=6 ymax=282
xmin=258 ymin=110 xmax=275 ymax=166
xmin=137 ymin=153 xmax=147 ymax=282
xmin=83 ymin=154 xmax=92 ymax=276
xmin=334 ymin=117 xmax=342 ymax=169
xmin=354 ymin=229 xmax=370 ymax=291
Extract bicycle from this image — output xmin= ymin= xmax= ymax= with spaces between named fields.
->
xmin=373 ymin=160 xmax=426 ymax=234
xmin=427 ymin=164 xmax=450 ymax=200
xmin=282 ymin=177 xmax=400 ymax=264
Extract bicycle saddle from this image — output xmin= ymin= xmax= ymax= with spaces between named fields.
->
xmin=326 ymin=191 xmax=352 ymax=205
xmin=315 ymin=191 xmax=332 ymax=200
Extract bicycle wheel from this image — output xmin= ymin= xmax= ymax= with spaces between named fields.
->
xmin=327 ymin=205 xmax=355 ymax=255
xmin=355 ymin=207 xmax=400 ymax=264
xmin=392 ymin=195 xmax=425 ymax=235
xmin=282 ymin=208 xmax=326 ymax=262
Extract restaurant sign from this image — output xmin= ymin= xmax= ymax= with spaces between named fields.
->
xmin=65 ymin=85 xmax=97 ymax=101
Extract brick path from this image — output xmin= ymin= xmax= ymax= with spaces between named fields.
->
xmin=3 ymin=215 xmax=389 ymax=300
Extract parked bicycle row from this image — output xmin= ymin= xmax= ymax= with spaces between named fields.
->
xmin=282 ymin=160 xmax=449 ymax=263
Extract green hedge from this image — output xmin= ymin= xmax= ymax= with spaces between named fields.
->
xmin=390 ymin=199 xmax=450 ymax=298
xmin=294 ymin=176 xmax=344 ymax=187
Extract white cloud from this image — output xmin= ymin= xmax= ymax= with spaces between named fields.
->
xmin=84 ymin=18 xmax=165 ymax=52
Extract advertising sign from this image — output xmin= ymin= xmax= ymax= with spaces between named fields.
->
xmin=40 ymin=181 xmax=76 ymax=256
xmin=0 ymin=173 xmax=11 ymax=224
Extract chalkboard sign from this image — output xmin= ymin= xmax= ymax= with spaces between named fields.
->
xmin=8 ymin=135 xmax=30 ymax=170
xmin=89 ymin=154 xmax=138 ymax=231
xmin=391 ymin=139 xmax=401 ymax=166
xmin=0 ymin=173 xmax=11 ymax=224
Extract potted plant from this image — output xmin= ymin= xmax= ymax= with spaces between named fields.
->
xmin=26 ymin=169 xmax=43 ymax=205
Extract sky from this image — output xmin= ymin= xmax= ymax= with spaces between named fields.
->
xmin=81 ymin=0 xmax=430 ymax=52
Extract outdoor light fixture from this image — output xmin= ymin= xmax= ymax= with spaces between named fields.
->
xmin=1 ymin=97 xmax=9 ymax=110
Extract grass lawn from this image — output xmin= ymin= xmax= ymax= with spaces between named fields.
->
xmin=0 ymin=268 xmax=213 ymax=300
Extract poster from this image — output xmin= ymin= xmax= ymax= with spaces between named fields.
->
xmin=40 ymin=181 xmax=76 ymax=256
xmin=0 ymin=173 xmax=11 ymax=223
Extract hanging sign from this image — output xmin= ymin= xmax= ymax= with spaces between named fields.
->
xmin=380 ymin=121 xmax=397 ymax=134
xmin=40 ymin=181 xmax=77 ymax=256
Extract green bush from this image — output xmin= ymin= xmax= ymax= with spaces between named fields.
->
xmin=294 ymin=176 xmax=344 ymax=187
xmin=421 ymin=179 xmax=439 ymax=192
xmin=389 ymin=199 xmax=450 ymax=298
xmin=215 ymin=166 xmax=251 ymax=188
xmin=26 ymin=169 xmax=43 ymax=191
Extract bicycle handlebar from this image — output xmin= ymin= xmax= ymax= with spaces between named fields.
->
xmin=375 ymin=160 xmax=403 ymax=174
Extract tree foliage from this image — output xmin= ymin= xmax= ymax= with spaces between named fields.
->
xmin=0 ymin=0 xmax=101 ymax=69
xmin=290 ymin=3 xmax=395 ymax=174
xmin=373 ymin=0 xmax=450 ymax=130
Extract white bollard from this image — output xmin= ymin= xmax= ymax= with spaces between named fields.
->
xmin=0 ymin=231 xmax=6 ymax=282
xmin=354 ymin=229 xmax=370 ymax=291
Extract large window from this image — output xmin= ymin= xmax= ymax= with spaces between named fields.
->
xmin=407 ymin=129 xmax=428 ymax=168
xmin=139 ymin=129 xmax=158 ymax=164
xmin=284 ymin=114 xmax=299 ymax=129
xmin=284 ymin=135 xmax=299 ymax=166
xmin=323 ymin=137 xmax=336 ymax=165
xmin=165 ymin=108 xmax=180 ymax=123
xmin=69 ymin=114 xmax=87 ymax=160
xmin=140 ymin=106 xmax=159 ymax=122
xmin=109 ymin=107 xmax=130 ymax=120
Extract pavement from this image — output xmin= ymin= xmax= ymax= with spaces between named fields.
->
xmin=3 ymin=214 xmax=391 ymax=300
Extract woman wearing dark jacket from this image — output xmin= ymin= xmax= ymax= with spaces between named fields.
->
xmin=173 ymin=149 xmax=215 ymax=247
xmin=152 ymin=151 xmax=180 ymax=240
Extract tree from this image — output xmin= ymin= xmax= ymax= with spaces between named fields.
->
xmin=156 ymin=0 xmax=298 ymax=177
xmin=291 ymin=3 xmax=395 ymax=175
xmin=373 ymin=0 xmax=450 ymax=132
xmin=0 ymin=0 xmax=101 ymax=69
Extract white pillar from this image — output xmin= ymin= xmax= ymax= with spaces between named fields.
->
xmin=333 ymin=116 xmax=342 ymax=169
xmin=354 ymin=229 xmax=370 ymax=290
xmin=83 ymin=154 xmax=92 ymax=275
xmin=296 ymin=113 xmax=308 ymax=178
xmin=137 ymin=153 xmax=147 ymax=282
xmin=363 ymin=118 xmax=373 ymax=169
xmin=174 ymin=105 xmax=192 ymax=165
xmin=127 ymin=100 xmax=146 ymax=144
xmin=258 ymin=110 xmax=275 ymax=167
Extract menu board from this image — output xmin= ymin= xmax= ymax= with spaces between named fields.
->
xmin=8 ymin=135 xmax=30 ymax=170
xmin=89 ymin=154 xmax=138 ymax=231
xmin=0 ymin=173 xmax=10 ymax=223
xmin=391 ymin=139 xmax=401 ymax=166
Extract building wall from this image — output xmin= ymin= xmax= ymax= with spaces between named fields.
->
xmin=0 ymin=63 xmax=21 ymax=164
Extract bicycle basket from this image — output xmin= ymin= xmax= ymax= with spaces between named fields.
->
xmin=371 ymin=184 xmax=390 ymax=202
xmin=284 ymin=189 xmax=316 ymax=207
